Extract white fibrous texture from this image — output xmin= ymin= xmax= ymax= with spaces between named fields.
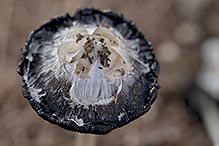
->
xmin=25 ymin=23 xmax=150 ymax=106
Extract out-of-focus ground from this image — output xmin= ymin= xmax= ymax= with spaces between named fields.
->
xmin=0 ymin=0 xmax=218 ymax=146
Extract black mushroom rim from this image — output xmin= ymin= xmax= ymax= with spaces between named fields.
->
xmin=18 ymin=8 xmax=160 ymax=134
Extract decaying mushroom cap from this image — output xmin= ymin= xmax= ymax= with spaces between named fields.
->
xmin=18 ymin=8 xmax=159 ymax=134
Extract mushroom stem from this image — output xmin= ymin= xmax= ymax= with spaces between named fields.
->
xmin=74 ymin=133 xmax=96 ymax=146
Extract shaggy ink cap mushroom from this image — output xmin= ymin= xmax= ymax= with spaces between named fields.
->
xmin=18 ymin=8 xmax=160 ymax=134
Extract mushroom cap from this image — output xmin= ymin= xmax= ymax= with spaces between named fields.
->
xmin=18 ymin=8 xmax=159 ymax=134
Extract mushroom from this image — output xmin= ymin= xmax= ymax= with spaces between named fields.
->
xmin=18 ymin=8 xmax=159 ymax=134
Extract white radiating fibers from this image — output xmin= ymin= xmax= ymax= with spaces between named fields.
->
xmin=70 ymin=60 xmax=116 ymax=105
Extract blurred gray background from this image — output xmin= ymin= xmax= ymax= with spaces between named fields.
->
xmin=0 ymin=0 xmax=219 ymax=146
